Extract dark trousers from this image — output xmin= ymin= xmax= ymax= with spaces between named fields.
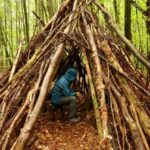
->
xmin=59 ymin=96 xmax=77 ymax=119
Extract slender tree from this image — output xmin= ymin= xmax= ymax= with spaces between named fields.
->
xmin=47 ymin=0 xmax=54 ymax=19
xmin=113 ymin=0 xmax=120 ymax=24
xmin=22 ymin=0 xmax=29 ymax=43
xmin=124 ymin=0 xmax=132 ymax=42
xmin=146 ymin=0 xmax=150 ymax=35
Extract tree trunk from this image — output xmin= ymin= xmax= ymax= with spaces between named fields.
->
xmin=22 ymin=0 xmax=29 ymax=43
xmin=125 ymin=0 xmax=132 ymax=41
xmin=125 ymin=0 xmax=132 ymax=56
xmin=113 ymin=0 xmax=120 ymax=24
xmin=47 ymin=0 xmax=54 ymax=19
xmin=146 ymin=0 xmax=150 ymax=35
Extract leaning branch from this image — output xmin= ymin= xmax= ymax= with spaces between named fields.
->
xmin=9 ymin=42 xmax=22 ymax=81
xmin=83 ymin=49 xmax=103 ymax=139
xmin=32 ymin=11 xmax=45 ymax=26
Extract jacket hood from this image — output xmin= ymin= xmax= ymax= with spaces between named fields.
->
xmin=64 ymin=68 xmax=77 ymax=81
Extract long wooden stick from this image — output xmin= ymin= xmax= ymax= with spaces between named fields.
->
xmin=95 ymin=30 xmax=150 ymax=138
xmin=82 ymin=11 xmax=109 ymax=137
xmin=117 ymin=75 xmax=150 ymax=138
xmin=83 ymin=49 xmax=103 ymax=139
xmin=9 ymin=42 xmax=22 ymax=81
xmin=25 ymin=62 xmax=45 ymax=123
xmin=130 ymin=104 xmax=149 ymax=150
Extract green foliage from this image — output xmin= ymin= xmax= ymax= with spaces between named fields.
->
xmin=99 ymin=0 xmax=105 ymax=4
xmin=0 ymin=0 xmax=61 ymax=69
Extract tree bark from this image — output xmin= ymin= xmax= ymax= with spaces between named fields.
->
xmin=111 ymin=83 xmax=146 ymax=150
xmin=146 ymin=0 xmax=150 ymax=35
xmin=22 ymin=0 xmax=29 ymax=43
xmin=83 ymin=49 xmax=103 ymax=139
xmin=125 ymin=0 xmax=132 ymax=56
xmin=113 ymin=0 xmax=120 ymax=24
xmin=82 ymin=11 xmax=109 ymax=139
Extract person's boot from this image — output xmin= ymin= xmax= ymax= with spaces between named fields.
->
xmin=69 ymin=116 xmax=81 ymax=123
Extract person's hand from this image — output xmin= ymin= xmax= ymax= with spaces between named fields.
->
xmin=76 ymin=92 xmax=84 ymax=100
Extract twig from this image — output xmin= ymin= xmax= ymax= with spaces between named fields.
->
xmin=32 ymin=11 xmax=45 ymax=26
xmin=60 ymin=32 xmax=90 ymax=50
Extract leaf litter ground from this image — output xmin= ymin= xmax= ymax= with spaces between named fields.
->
xmin=27 ymin=110 xmax=101 ymax=150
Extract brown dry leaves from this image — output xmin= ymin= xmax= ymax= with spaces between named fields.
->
xmin=27 ymin=112 xmax=101 ymax=150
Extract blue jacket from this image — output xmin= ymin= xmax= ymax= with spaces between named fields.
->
xmin=51 ymin=68 xmax=77 ymax=106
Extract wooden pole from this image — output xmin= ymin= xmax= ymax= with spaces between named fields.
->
xmin=82 ymin=11 xmax=109 ymax=137
xmin=9 ymin=42 xmax=22 ymax=81
xmin=83 ymin=49 xmax=103 ymax=139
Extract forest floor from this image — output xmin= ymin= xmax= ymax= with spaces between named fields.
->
xmin=27 ymin=108 xmax=101 ymax=150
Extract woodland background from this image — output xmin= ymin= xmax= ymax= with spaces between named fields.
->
xmin=0 ymin=1 xmax=150 ymax=149
xmin=0 ymin=0 xmax=149 ymax=76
